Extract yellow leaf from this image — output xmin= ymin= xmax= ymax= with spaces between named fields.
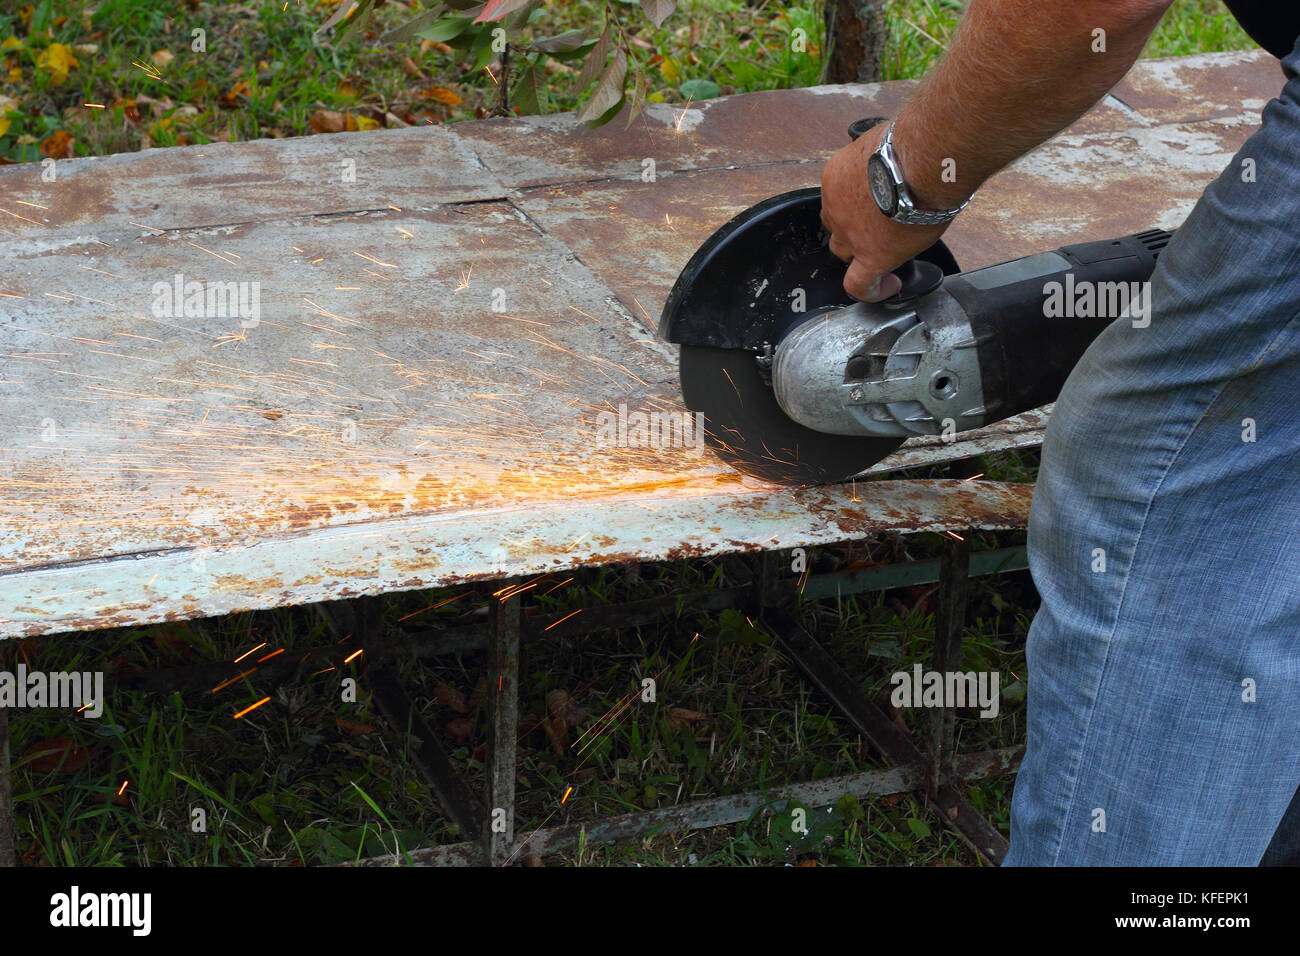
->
xmin=659 ymin=56 xmax=680 ymax=84
xmin=8 ymin=67 xmax=21 ymax=83
xmin=1 ymin=37 xmax=22 ymax=50
xmin=0 ymin=117 xmax=9 ymax=138
xmin=355 ymin=115 xmax=380 ymax=131
xmin=647 ymin=91 xmax=665 ymax=103
xmin=37 ymin=42 xmax=79 ymax=84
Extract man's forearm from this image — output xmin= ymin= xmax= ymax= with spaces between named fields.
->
xmin=893 ymin=0 xmax=1174 ymax=210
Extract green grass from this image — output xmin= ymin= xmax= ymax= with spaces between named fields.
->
xmin=0 ymin=0 xmax=1258 ymax=865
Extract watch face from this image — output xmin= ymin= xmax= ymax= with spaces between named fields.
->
xmin=867 ymin=156 xmax=897 ymax=217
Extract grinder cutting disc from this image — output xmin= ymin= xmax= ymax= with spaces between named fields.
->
xmin=661 ymin=186 xmax=960 ymax=485
xmin=680 ymin=343 xmax=905 ymax=485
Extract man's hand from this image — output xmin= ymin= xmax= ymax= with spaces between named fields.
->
xmin=819 ymin=122 xmax=953 ymax=302
xmin=818 ymin=0 xmax=1173 ymax=303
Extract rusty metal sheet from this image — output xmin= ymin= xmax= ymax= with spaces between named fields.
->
xmin=454 ymin=81 xmax=916 ymax=189
xmin=928 ymin=113 xmax=1258 ymax=268
xmin=0 ymin=478 xmax=1032 ymax=638
xmin=0 ymin=125 xmax=504 ymax=242
xmin=1111 ymin=49 xmax=1282 ymax=126
xmin=0 ymin=199 xmax=696 ymax=572
xmin=455 ymin=80 xmax=1142 ymax=190
xmin=507 ymin=113 xmax=1256 ymax=323
xmin=0 ymin=52 xmax=1265 ymax=639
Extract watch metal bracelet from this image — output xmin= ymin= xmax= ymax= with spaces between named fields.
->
xmin=877 ymin=121 xmax=971 ymax=226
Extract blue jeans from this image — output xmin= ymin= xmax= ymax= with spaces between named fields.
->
xmin=1004 ymin=46 xmax=1300 ymax=865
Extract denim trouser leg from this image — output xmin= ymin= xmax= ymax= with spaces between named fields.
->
xmin=1003 ymin=50 xmax=1300 ymax=866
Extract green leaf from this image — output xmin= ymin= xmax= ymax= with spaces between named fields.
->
xmin=624 ymin=69 xmax=648 ymax=128
xmin=534 ymin=29 xmax=588 ymax=53
xmin=679 ymin=78 xmax=721 ymax=101
xmin=639 ymin=0 xmax=675 ymax=27
xmin=417 ymin=16 xmax=475 ymax=42
xmin=512 ymin=63 xmax=548 ymax=115
xmin=906 ymin=816 xmax=932 ymax=839
xmin=32 ymin=0 xmax=54 ymax=34
xmin=381 ymin=5 xmax=449 ymax=42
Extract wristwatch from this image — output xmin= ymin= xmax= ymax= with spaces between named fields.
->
xmin=867 ymin=120 xmax=970 ymax=226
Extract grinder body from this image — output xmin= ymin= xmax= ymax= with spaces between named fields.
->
xmin=772 ymin=229 xmax=1171 ymax=440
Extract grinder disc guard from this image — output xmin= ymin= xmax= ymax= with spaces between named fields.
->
xmin=660 ymin=188 xmax=960 ymax=484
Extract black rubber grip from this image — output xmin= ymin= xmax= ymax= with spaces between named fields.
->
xmin=944 ymin=229 xmax=1173 ymax=421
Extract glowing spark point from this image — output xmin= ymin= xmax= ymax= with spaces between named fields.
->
xmin=232 ymin=642 xmax=267 ymax=663
xmin=118 ymin=781 xmax=129 ymax=796
xmin=343 ymin=648 xmax=364 ymax=664
xmin=544 ymin=609 xmax=581 ymax=631
xmin=257 ymin=648 xmax=285 ymax=663
xmin=353 ymin=251 xmax=397 ymax=269
xmin=233 ymin=697 xmax=272 ymax=720
xmin=211 ymin=669 xmax=258 ymax=693
xmin=674 ymin=98 xmax=694 ymax=133
xmin=85 ymin=103 xmax=105 ymax=109
xmin=945 ymin=530 xmax=965 ymax=541
xmin=561 ymin=786 xmax=573 ymax=804
xmin=964 ymin=473 xmax=985 ymax=482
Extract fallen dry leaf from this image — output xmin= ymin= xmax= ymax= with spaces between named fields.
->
xmin=112 ymin=97 xmax=142 ymax=125
xmin=546 ymin=689 xmax=587 ymax=728
xmin=36 ymin=43 xmax=78 ymax=84
xmin=445 ymin=717 xmax=473 ymax=743
xmin=22 ymin=738 xmax=89 ymax=773
xmin=667 ymin=707 xmax=708 ymax=729
xmin=40 ymin=130 xmax=75 ymax=158
xmin=400 ymin=56 xmax=422 ymax=78
xmin=421 ymin=86 xmax=461 ymax=106
xmin=335 ymin=717 xmax=376 ymax=736
xmin=433 ymin=681 xmax=468 ymax=713
xmin=310 ymin=108 xmax=346 ymax=133
xmin=540 ymin=713 xmax=567 ymax=756
xmin=217 ymin=80 xmax=251 ymax=109
xmin=149 ymin=49 xmax=174 ymax=68
xmin=420 ymin=38 xmax=454 ymax=55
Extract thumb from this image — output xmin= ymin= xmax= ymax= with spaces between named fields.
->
xmin=845 ymin=260 xmax=902 ymax=302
